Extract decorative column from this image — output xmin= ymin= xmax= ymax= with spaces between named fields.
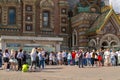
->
xmin=0 ymin=40 xmax=6 ymax=51
xmin=96 ymin=37 xmax=99 ymax=49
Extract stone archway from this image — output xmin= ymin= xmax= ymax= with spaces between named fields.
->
xmin=110 ymin=41 xmax=117 ymax=46
xmin=100 ymin=34 xmax=120 ymax=48
xmin=89 ymin=39 xmax=96 ymax=47
xmin=88 ymin=39 xmax=97 ymax=50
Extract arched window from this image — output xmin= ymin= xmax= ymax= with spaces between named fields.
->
xmin=89 ymin=39 xmax=96 ymax=47
xmin=42 ymin=11 xmax=50 ymax=27
xmin=74 ymin=34 xmax=77 ymax=45
xmin=110 ymin=42 xmax=117 ymax=46
xmin=8 ymin=7 xmax=16 ymax=25
xmin=102 ymin=41 xmax=108 ymax=46
xmin=40 ymin=0 xmax=54 ymax=29
xmin=72 ymin=30 xmax=77 ymax=46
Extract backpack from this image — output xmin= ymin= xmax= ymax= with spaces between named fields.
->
xmin=79 ymin=53 xmax=83 ymax=58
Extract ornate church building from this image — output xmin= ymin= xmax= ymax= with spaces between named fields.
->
xmin=0 ymin=0 xmax=69 ymax=52
xmin=0 ymin=0 xmax=120 ymax=51
xmin=71 ymin=0 xmax=120 ymax=50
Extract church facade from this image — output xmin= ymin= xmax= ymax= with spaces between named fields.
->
xmin=0 ymin=0 xmax=69 ymax=52
xmin=0 ymin=0 xmax=120 ymax=51
xmin=71 ymin=0 xmax=120 ymax=50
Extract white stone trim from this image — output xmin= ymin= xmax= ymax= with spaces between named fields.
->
xmin=0 ymin=35 xmax=63 ymax=41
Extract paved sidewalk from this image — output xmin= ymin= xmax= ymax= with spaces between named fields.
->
xmin=0 ymin=65 xmax=120 ymax=80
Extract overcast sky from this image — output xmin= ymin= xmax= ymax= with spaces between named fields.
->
xmin=110 ymin=0 xmax=120 ymax=13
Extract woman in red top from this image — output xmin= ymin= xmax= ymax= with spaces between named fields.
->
xmin=71 ymin=50 xmax=76 ymax=65
xmin=98 ymin=49 xmax=103 ymax=67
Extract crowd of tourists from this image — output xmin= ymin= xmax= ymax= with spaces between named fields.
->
xmin=46 ymin=48 xmax=120 ymax=68
xmin=0 ymin=48 xmax=46 ymax=72
xmin=0 ymin=48 xmax=120 ymax=72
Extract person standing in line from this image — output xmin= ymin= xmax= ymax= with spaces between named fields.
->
xmin=52 ymin=52 xmax=57 ymax=65
xmin=100 ymin=49 xmax=105 ymax=66
xmin=41 ymin=48 xmax=46 ymax=67
xmin=35 ymin=47 xmax=39 ymax=67
xmin=3 ymin=49 xmax=10 ymax=70
xmin=115 ymin=51 xmax=118 ymax=66
xmin=9 ymin=49 xmax=18 ymax=71
xmin=0 ymin=49 xmax=3 ymax=68
xmin=110 ymin=50 xmax=116 ymax=66
xmin=117 ymin=50 xmax=120 ymax=65
xmin=22 ymin=51 xmax=27 ymax=64
xmin=38 ymin=48 xmax=45 ymax=69
xmin=30 ymin=48 xmax=37 ymax=71
xmin=17 ymin=48 xmax=23 ymax=71
xmin=86 ymin=51 xmax=91 ymax=66
xmin=49 ymin=51 xmax=53 ymax=65
xmin=97 ymin=49 xmax=103 ymax=67
xmin=94 ymin=50 xmax=99 ymax=67
xmin=67 ymin=51 xmax=72 ymax=65
xmin=104 ymin=49 xmax=111 ymax=66
xmin=72 ymin=50 xmax=76 ymax=65
xmin=57 ymin=51 xmax=62 ymax=65
xmin=78 ymin=49 xmax=84 ymax=68
xmin=90 ymin=50 xmax=95 ymax=67
xmin=75 ymin=51 xmax=79 ymax=65
xmin=83 ymin=51 xmax=87 ymax=66
xmin=62 ymin=50 xmax=67 ymax=65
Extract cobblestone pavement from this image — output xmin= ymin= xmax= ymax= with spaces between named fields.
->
xmin=0 ymin=65 xmax=120 ymax=80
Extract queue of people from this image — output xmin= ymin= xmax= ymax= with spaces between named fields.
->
xmin=0 ymin=48 xmax=120 ymax=72
xmin=0 ymin=48 xmax=46 ymax=72
xmin=0 ymin=48 xmax=28 ymax=71
xmin=44 ymin=48 xmax=120 ymax=68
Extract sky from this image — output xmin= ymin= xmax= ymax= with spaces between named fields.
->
xmin=109 ymin=0 xmax=120 ymax=13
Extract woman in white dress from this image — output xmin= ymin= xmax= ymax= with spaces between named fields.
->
xmin=104 ymin=49 xmax=111 ymax=66
xmin=57 ymin=51 xmax=62 ymax=65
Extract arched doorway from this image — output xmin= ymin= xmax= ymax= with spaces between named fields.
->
xmin=88 ymin=39 xmax=96 ymax=50
xmin=100 ymin=34 xmax=120 ymax=49
xmin=110 ymin=41 xmax=117 ymax=46
xmin=101 ymin=41 xmax=109 ymax=48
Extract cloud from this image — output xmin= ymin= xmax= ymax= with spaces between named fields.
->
xmin=110 ymin=0 xmax=120 ymax=13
